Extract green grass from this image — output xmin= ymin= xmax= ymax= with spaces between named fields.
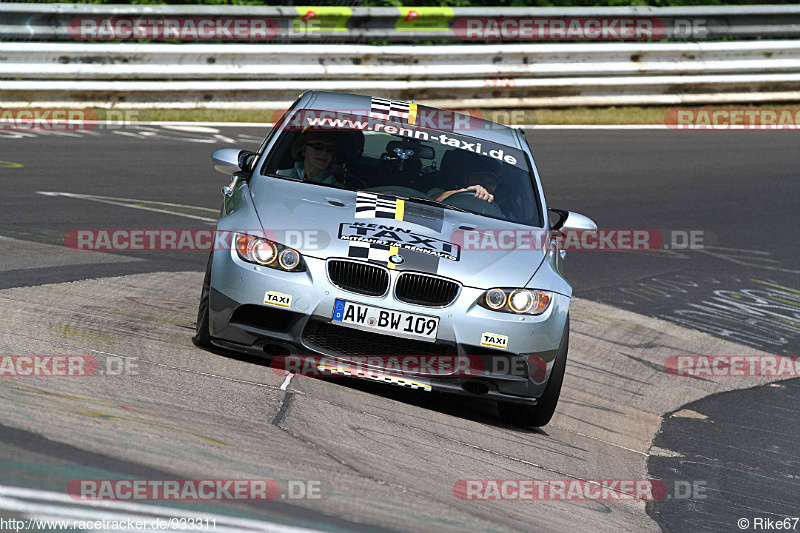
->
xmin=90 ymin=104 xmax=799 ymax=125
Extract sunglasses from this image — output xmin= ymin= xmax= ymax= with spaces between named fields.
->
xmin=306 ymin=142 xmax=336 ymax=153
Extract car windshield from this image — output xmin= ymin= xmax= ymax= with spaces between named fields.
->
xmin=261 ymin=109 xmax=542 ymax=226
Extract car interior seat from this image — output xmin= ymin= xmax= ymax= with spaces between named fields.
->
xmin=420 ymin=149 xmax=469 ymax=195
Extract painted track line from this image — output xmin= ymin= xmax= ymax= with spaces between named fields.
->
xmin=0 ymin=484 xmax=324 ymax=533
xmin=37 ymin=191 xmax=218 ymax=222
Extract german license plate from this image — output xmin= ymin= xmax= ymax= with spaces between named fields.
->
xmin=332 ymin=299 xmax=439 ymax=342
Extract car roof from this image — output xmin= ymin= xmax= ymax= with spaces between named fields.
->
xmin=299 ymin=91 xmax=523 ymax=150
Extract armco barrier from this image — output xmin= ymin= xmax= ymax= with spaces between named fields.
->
xmin=1 ymin=4 xmax=799 ymax=109
xmin=3 ymin=41 xmax=800 ymax=80
xmin=1 ymin=4 xmax=800 ymax=41
xmin=1 ymin=41 xmax=799 ymax=108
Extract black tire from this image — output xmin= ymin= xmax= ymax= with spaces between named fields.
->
xmin=498 ymin=316 xmax=569 ymax=427
xmin=192 ymin=251 xmax=213 ymax=348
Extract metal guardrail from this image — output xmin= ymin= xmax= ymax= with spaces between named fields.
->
xmin=1 ymin=5 xmax=799 ymax=109
xmin=4 ymin=41 xmax=800 ymax=80
xmin=2 ymin=3 xmax=800 ymax=41
xmin=1 ymin=40 xmax=800 ymax=108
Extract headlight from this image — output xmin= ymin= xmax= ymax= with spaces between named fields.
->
xmin=251 ymin=239 xmax=277 ymax=265
xmin=485 ymin=288 xmax=507 ymax=310
xmin=508 ymin=289 xmax=534 ymax=313
xmin=234 ymin=233 xmax=306 ymax=272
xmin=278 ymin=248 xmax=300 ymax=270
xmin=479 ymin=288 xmax=552 ymax=315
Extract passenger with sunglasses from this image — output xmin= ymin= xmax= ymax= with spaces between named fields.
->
xmin=277 ymin=131 xmax=342 ymax=185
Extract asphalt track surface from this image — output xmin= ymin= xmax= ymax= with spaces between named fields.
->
xmin=0 ymin=124 xmax=797 ymax=532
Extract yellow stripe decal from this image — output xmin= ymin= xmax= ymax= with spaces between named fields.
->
xmin=395 ymin=199 xmax=405 ymax=221
xmin=407 ymin=103 xmax=418 ymax=126
xmin=388 ymin=199 xmax=405 ymax=269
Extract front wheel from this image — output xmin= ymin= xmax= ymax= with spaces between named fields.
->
xmin=193 ymin=251 xmax=213 ymax=348
xmin=498 ymin=316 xmax=569 ymax=427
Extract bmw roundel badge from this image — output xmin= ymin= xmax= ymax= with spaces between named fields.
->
xmin=389 ymin=254 xmax=404 ymax=265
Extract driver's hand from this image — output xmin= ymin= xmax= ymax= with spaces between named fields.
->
xmin=462 ymin=184 xmax=494 ymax=203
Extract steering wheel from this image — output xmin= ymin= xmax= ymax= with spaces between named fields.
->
xmin=444 ymin=190 xmax=505 ymax=217
xmin=331 ymin=164 xmax=367 ymax=190
xmin=342 ymin=172 xmax=368 ymax=190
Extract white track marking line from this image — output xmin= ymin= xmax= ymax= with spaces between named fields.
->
xmin=150 ymin=121 xmax=274 ymax=128
xmin=280 ymin=373 xmax=294 ymax=391
xmin=37 ymin=191 xmax=217 ymax=222
xmin=0 ymin=496 xmax=261 ymax=533
xmin=0 ymin=484 xmax=323 ymax=533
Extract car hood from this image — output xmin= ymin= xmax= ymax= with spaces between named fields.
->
xmin=248 ymin=177 xmax=545 ymax=289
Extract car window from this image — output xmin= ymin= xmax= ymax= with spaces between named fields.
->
xmin=261 ymin=109 xmax=542 ymax=226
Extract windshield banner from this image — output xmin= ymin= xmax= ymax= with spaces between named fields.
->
xmin=284 ymin=108 xmax=526 ymax=169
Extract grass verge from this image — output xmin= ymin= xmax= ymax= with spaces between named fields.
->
xmin=85 ymin=104 xmax=799 ymax=125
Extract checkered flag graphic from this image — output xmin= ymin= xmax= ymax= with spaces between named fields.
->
xmin=355 ymin=192 xmax=397 ymax=219
xmin=370 ymin=97 xmax=410 ymax=122
xmin=347 ymin=240 xmax=391 ymax=263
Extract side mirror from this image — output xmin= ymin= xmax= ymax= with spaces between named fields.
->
xmin=211 ymin=149 xmax=243 ymax=175
xmin=211 ymin=149 xmax=257 ymax=176
xmin=549 ymin=208 xmax=597 ymax=232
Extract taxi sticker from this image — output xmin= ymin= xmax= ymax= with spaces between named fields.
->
xmin=481 ymin=332 xmax=508 ymax=350
xmin=265 ymin=291 xmax=292 ymax=308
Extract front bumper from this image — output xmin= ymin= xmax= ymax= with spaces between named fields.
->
xmin=208 ymin=249 xmax=569 ymax=401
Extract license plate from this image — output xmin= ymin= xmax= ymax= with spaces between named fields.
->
xmin=332 ymin=299 xmax=439 ymax=342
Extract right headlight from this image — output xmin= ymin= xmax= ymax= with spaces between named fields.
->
xmin=478 ymin=288 xmax=552 ymax=315
xmin=234 ymin=232 xmax=307 ymax=272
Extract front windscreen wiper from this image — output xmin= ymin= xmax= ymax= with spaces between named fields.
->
xmin=404 ymin=195 xmax=470 ymax=214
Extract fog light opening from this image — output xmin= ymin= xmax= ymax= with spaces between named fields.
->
xmin=263 ymin=344 xmax=291 ymax=357
xmin=462 ymin=381 xmax=489 ymax=395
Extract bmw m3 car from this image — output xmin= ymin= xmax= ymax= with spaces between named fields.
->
xmin=194 ymin=91 xmax=596 ymax=427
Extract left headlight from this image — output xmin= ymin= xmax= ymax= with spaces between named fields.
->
xmin=478 ymin=288 xmax=552 ymax=315
xmin=234 ymin=232 xmax=307 ymax=272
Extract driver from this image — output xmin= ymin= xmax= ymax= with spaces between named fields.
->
xmin=429 ymin=156 xmax=500 ymax=203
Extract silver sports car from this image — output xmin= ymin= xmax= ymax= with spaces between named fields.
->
xmin=194 ymin=91 xmax=596 ymax=427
